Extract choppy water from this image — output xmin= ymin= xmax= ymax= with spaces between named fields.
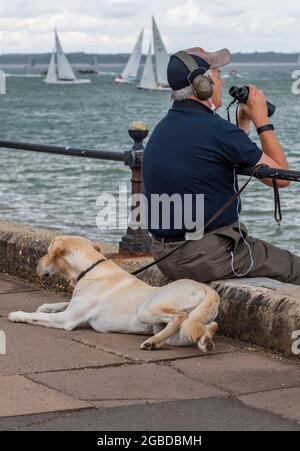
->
xmin=0 ymin=64 xmax=300 ymax=254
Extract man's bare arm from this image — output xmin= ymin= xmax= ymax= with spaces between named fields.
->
xmin=239 ymin=85 xmax=290 ymax=188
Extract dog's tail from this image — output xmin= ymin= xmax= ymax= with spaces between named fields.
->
xmin=179 ymin=285 xmax=220 ymax=344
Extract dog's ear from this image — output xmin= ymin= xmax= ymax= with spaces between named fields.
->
xmin=92 ymin=242 xmax=101 ymax=253
xmin=48 ymin=238 xmax=67 ymax=263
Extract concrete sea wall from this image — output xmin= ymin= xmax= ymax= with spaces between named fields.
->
xmin=0 ymin=218 xmax=299 ymax=358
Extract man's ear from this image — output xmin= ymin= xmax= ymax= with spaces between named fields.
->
xmin=92 ymin=242 xmax=101 ymax=253
xmin=48 ymin=238 xmax=67 ymax=264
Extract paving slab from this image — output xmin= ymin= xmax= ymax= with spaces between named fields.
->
xmin=0 ymin=375 xmax=90 ymax=418
xmin=28 ymin=364 xmax=228 ymax=403
xmin=0 ymin=289 xmax=69 ymax=317
xmin=170 ymin=351 xmax=300 ymax=395
xmin=1 ymin=398 xmax=300 ymax=431
xmin=0 ymin=318 xmax=126 ymax=376
xmin=70 ymin=330 xmax=236 ymax=363
xmin=0 ymin=276 xmax=40 ymax=294
xmin=239 ymin=387 xmax=300 ymax=422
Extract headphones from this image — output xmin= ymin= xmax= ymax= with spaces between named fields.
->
xmin=174 ymin=50 xmax=214 ymax=100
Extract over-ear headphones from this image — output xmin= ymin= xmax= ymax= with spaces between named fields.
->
xmin=174 ymin=50 xmax=214 ymax=100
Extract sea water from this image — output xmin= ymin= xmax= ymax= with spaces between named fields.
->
xmin=0 ymin=64 xmax=299 ymax=254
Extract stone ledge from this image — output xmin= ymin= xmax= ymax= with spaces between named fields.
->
xmin=0 ymin=218 xmax=299 ymax=357
xmin=0 ymin=219 xmax=118 ymax=292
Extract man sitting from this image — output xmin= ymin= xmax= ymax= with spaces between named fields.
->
xmin=142 ymin=47 xmax=300 ymax=284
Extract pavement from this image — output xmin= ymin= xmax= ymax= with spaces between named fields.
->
xmin=0 ymin=274 xmax=300 ymax=431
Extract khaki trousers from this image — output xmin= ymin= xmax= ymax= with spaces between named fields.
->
xmin=151 ymin=223 xmax=300 ymax=285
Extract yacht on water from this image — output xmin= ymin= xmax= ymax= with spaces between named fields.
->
xmin=137 ymin=17 xmax=171 ymax=91
xmin=116 ymin=17 xmax=170 ymax=90
xmin=44 ymin=30 xmax=91 ymax=85
xmin=78 ymin=55 xmax=99 ymax=75
xmin=115 ymin=29 xmax=144 ymax=84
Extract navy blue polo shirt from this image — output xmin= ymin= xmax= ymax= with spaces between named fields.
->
xmin=142 ymin=100 xmax=262 ymax=238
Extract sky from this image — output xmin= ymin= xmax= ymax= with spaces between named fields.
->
xmin=0 ymin=0 xmax=300 ymax=54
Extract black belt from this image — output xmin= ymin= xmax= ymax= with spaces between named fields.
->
xmin=153 ymin=234 xmax=186 ymax=243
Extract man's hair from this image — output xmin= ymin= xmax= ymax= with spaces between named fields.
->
xmin=171 ymin=85 xmax=194 ymax=101
xmin=171 ymin=69 xmax=214 ymax=102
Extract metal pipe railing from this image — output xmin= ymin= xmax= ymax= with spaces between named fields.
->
xmin=0 ymin=123 xmax=151 ymax=256
xmin=1 ymin=124 xmax=300 ymax=256
xmin=0 ymin=139 xmax=124 ymax=162
xmin=239 ymin=165 xmax=300 ymax=182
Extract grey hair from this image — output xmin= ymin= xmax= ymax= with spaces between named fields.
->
xmin=171 ymin=85 xmax=194 ymax=101
xmin=171 ymin=70 xmax=214 ymax=102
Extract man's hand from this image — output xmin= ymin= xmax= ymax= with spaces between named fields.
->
xmin=238 ymin=85 xmax=269 ymax=128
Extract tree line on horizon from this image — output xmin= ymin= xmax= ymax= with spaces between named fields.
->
xmin=0 ymin=51 xmax=299 ymax=65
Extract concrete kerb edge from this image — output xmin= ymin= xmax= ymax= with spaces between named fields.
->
xmin=0 ymin=218 xmax=299 ymax=358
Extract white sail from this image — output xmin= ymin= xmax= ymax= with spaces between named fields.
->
xmin=44 ymin=30 xmax=90 ymax=84
xmin=152 ymin=17 xmax=169 ymax=86
xmin=138 ymin=42 xmax=157 ymax=90
xmin=45 ymin=49 xmax=58 ymax=83
xmin=92 ymin=55 xmax=99 ymax=69
xmin=121 ymin=30 xmax=144 ymax=81
xmin=55 ymin=30 xmax=76 ymax=81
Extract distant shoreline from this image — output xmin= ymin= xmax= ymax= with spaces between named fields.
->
xmin=0 ymin=52 xmax=299 ymax=67
xmin=0 ymin=62 xmax=299 ymax=70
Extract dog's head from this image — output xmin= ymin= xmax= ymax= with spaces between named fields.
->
xmin=37 ymin=236 xmax=103 ymax=287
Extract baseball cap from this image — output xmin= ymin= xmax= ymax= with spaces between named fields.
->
xmin=167 ymin=47 xmax=232 ymax=91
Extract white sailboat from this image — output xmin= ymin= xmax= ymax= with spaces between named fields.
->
xmin=137 ymin=42 xmax=157 ymax=90
xmin=137 ymin=17 xmax=171 ymax=91
xmin=44 ymin=30 xmax=91 ymax=85
xmin=115 ymin=30 xmax=144 ymax=83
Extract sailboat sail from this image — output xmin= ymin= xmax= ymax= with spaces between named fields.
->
xmin=121 ymin=30 xmax=144 ymax=81
xmin=55 ymin=30 xmax=76 ymax=81
xmin=44 ymin=30 xmax=90 ymax=84
xmin=92 ymin=55 xmax=99 ymax=68
xmin=138 ymin=42 xmax=157 ymax=90
xmin=45 ymin=50 xmax=58 ymax=83
xmin=152 ymin=17 xmax=169 ymax=86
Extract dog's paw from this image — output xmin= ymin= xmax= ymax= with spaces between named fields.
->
xmin=8 ymin=311 xmax=26 ymax=323
xmin=197 ymin=336 xmax=215 ymax=353
xmin=140 ymin=340 xmax=158 ymax=351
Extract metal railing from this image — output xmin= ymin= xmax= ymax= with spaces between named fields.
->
xmin=0 ymin=123 xmax=151 ymax=256
xmin=1 ymin=123 xmax=300 ymax=256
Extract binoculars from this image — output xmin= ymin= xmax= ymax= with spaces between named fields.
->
xmin=229 ymin=85 xmax=275 ymax=117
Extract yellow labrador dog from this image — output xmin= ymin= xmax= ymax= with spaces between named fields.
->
xmin=8 ymin=236 xmax=220 ymax=352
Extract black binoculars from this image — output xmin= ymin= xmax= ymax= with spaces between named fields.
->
xmin=229 ymin=85 xmax=276 ymax=117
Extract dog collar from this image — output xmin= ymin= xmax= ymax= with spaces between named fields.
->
xmin=77 ymin=258 xmax=106 ymax=282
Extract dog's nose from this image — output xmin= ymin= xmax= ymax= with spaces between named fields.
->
xmin=43 ymin=272 xmax=50 ymax=278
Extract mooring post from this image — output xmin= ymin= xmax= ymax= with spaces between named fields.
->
xmin=119 ymin=121 xmax=151 ymax=256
